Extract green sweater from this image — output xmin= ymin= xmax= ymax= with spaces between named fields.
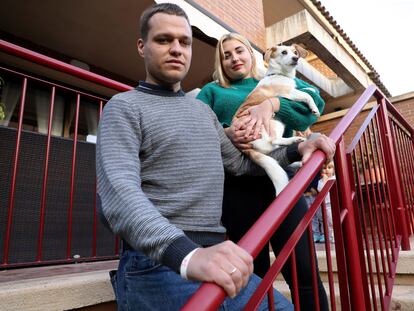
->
xmin=196 ymin=77 xmax=325 ymax=137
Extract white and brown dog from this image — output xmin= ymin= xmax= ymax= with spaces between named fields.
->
xmin=233 ymin=44 xmax=320 ymax=195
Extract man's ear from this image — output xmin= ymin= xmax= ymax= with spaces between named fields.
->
xmin=137 ymin=39 xmax=145 ymax=57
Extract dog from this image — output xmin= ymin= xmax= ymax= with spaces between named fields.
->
xmin=233 ymin=44 xmax=320 ymax=195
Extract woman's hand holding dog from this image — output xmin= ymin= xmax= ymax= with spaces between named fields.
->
xmin=234 ymin=98 xmax=280 ymax=139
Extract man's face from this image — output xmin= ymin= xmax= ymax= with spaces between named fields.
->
xmin=137 ymin=13 xmax=192 ymax=91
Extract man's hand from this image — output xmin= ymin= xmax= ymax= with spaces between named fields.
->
xmin=298 ymin=134 xmax=336 ymax=164
xmin=185 ymin=240 xmax=254 ymax=298
xmin=224 ymin=125 xmax=255 ymax=150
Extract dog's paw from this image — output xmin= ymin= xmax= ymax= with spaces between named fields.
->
xmin=295 ymin=137 xmax=306 ymax=143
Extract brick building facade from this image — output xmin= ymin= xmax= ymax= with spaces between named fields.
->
xmin=194 ymin=0 xmax=266 ymax=50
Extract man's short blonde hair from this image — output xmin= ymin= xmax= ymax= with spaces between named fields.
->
xmin=213 ymin=33 xmax=261 ymax=88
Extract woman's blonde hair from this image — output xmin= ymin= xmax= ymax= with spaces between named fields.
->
xmin=213 ymin=33 xmax=260 ymax=88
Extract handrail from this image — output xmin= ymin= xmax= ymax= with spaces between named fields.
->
xmin=0 ymin=39 xmax=133 ymax=92
xmin=182 ymin=151 xmax=328 ymax=310
xmin=244 ymin=178 xmax=337 ymax=310
xmin=182 ymin=85 xmax=390 ymax=310
xmin=385 ymin=99 xmax=414 ymax=137
xmin=329 ymin=85 xmax=377 ymax=143
xmin=0 ymin=66 xmax=108 ymax=102
xmin=347 ymin=103 xmax=380 ymax=153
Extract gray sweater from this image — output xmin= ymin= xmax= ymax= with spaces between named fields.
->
xmin=96 ymin=83 xmax=300 ymax=272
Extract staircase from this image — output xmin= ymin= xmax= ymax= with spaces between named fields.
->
xmin=271 ymin=237 xmax=414 ymax=310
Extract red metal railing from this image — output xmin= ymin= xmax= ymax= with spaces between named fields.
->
xmin=0 ymin=39 xmax=133 ymax=267
xmin=0 ymin=40 xmax=132 ymax=92
xmin=1 ymin=39 xmax=413 ymax=310
xmin=183 ymin=85 xmax=413 ymax=310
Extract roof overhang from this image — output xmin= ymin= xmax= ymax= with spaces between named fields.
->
xmin=267 ymin=10 xmax=371 ymax=98
xmin=263 ymin=0 xmax=391 ymax=112
xmin=0 ymin=0 xmax=220 ymax=95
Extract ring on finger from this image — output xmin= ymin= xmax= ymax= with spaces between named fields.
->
xmin=229 ymin=267 xmax=237 ymax=275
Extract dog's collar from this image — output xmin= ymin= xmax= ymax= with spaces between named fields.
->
xmin=265 ymin=72 xmax=296 ymax=79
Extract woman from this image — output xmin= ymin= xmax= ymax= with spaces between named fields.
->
xmin=197 ymin=33 xmax=328 ymax=310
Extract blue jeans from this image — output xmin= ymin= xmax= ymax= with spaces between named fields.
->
xmin=111 ymin=250 xmax=293 ymax=311
xmin=304 ymin=195 xmax=322 ymax=236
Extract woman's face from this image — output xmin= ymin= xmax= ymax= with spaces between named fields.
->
xmin=221 ymin=39 xmax=253 ymax=81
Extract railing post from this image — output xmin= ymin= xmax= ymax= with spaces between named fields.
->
xmin=346 ymin=152 xmax=373 ymax=310
xmin=377 ymin=98 xmax=410 ymax=250
xmin=335 ymin=138 xmax=368 ymax=309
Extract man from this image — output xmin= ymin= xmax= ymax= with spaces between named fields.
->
xmin=96 ymin=3 xmax=335 ymax=310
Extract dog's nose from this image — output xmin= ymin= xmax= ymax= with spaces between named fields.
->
xmin=292 ymin=56 xmax=299 ymax=62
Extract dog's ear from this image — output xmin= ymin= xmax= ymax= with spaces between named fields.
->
xmin=264 ymin=47 xmax=277 ymax=64
xmin=293 ymin=44 xmax=308 ymax=58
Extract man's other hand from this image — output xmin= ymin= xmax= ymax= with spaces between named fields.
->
xmin=298 ymin=134 xmax=336 ymax=164
xmin=185 ymin=240 xmax=254 ymax=298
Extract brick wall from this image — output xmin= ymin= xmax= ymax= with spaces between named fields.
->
xmin=311 ymin=95 xmax=414 ymax=146
xmin=393 ymin=96 xmax=414 ymax=127
xmin=194 ymin=0 xmax=266 ymax=50
xmin=308 ymin=59 xmax=337 ymax=78
xmin=311 ymin=111 xmax=370 ymax=146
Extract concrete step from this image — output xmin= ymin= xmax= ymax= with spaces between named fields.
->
xmin=272 ymin=280 xmax=414 ymax=311
xmin=0 ymin=261 xmax=117 ymax=311
xmin=270 ymin=246 xmax=414 ymax=310
xmin=271 ymin=248 xmax=414 ymax=285
xmin=315 ymin=249 xmax=414 ymax=286
xmin=1 ymin=245 xmax=412 ymax=311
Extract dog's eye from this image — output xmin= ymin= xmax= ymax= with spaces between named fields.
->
xmin=282 ymin=51 xmax=287 ymax=55
xmin=294 ymin=50 xmax=298 ymax=55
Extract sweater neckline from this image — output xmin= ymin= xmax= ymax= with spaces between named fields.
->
xmin=231 ymin=77 xmax=257 ymax=86
xmin=137 ymin=81 xmax=185 ymax=97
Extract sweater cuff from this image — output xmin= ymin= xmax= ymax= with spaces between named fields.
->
xmin=275 ymin=98 xmax=291 ymax=122
xmin=287 ymin=144 xmax=302 ymax=163
xmin=161 ymin=236 xmax=200 ymax=273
